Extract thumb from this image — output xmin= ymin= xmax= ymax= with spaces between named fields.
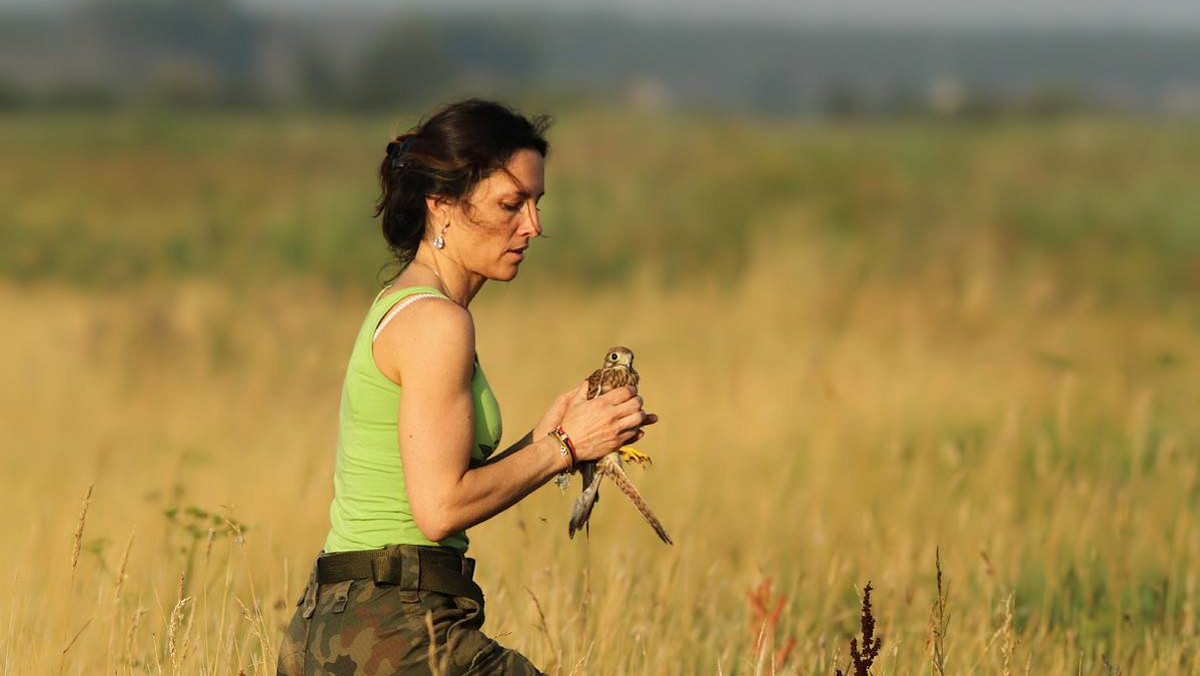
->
xmin=573 ymin=379 xmax=590 ymax=401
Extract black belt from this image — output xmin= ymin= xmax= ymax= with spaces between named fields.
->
xmin=315 ymin=544 xmax=484 ymax=606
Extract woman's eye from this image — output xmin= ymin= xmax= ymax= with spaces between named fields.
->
xmin=503 ymin=202 xmax=521 ymax=211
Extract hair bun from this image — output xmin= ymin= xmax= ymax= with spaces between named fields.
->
xmin=387 ymin=137 xmax=415 ymax=169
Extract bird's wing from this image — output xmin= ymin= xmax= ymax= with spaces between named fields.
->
xmin=580 ymin=459 xmax=598 ymax=512
xmin=586 ymin=368 xmax=605 ymax=400
xmin=597 ymin=454 xmax=672 ymax=545
xmin=568 ymin=471 xmax=604 ymax=539
xmin=580 ymin=366 xmax=607 ymax=493
xmin=572 ymin=367 xmax=607 ymax=541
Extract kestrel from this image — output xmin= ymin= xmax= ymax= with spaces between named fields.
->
xmin=567 ymin=346 xmax=672 ymax=544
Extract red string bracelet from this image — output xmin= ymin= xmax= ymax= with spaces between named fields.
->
xmin=550 ymin=425 xmax=577 ymax=471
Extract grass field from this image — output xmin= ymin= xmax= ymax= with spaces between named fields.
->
xmin=1 ymin=107 xmax=1198 ymax=675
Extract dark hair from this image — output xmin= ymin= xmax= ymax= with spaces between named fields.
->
xmin=374 ymin=98 xmax=553 ymax=279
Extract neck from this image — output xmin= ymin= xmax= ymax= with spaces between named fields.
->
xmin=412 ymin=245 xmax=484 ymax=308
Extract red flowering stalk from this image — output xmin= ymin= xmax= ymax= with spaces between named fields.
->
xmin=747 ymin=577 xmax=797 ymax=675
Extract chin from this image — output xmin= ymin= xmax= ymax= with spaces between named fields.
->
xmin=492 ymin=264 xmax=521 ymax=282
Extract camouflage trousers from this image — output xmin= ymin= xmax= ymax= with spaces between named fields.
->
xmin=277 ymin=547 xmax=545 ymax=676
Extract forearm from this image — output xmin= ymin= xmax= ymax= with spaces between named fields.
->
xmin=484 ymin=429 xmax=535 ymax=465
xmin=428 ymin=434 xmax=568 ymax=538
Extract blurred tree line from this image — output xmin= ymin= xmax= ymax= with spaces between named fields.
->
xmin=1 ymin=0 xmax=1198 ymax=116
xmin=0 ymin=0 xmax=543 ymax=111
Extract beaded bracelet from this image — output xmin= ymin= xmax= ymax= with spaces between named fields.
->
xmin=550 ymin=425 xmax=577 ymax=470
xmin=548 ymin=425 xmax=576 ymax=490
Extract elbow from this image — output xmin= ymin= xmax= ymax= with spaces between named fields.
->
xmin=407 ymin=475 xmax=468 ymax=542
xmin=417 ymin=522 xmax=453 ymax=543
xmin=412 ymin=507 xmax=455 ymax=543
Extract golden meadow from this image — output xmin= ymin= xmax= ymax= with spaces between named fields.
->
xmin=1 ymin=107 xmax=1198 ymax=675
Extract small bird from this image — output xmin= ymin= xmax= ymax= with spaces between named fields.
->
xmin=568 ymin=346 xmax=672 ymax=544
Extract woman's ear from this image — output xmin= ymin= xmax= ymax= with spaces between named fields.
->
xmin=425 ymin=194 xmax=449 ymax=227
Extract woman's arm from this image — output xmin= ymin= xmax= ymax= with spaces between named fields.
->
xmin=386 ymin=299 xmax=646 ymax=542
xmin=485 ymin=430 xmax=533 ymax=465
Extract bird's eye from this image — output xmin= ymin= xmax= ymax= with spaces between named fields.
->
xmin=609 ymin=353 xmax=618 ymax=360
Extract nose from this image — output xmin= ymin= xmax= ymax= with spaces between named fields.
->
xmin=522 ymin=201 xmax=542 ymax=238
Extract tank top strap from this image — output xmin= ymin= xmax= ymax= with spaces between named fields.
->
xmin=371 ymin=283 xmax=448 ymax=308
xmin=370 ymin=285 xmax=451 ymax=344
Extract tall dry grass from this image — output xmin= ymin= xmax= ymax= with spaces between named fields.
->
xmin=2 ymin=225 xmax=1198 ymax=674
xmin=2 ymin=109 xmax=1198 ymax=674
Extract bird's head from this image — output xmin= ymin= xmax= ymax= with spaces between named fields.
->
xmin=603 ymin=346 xmax=635 ymax=368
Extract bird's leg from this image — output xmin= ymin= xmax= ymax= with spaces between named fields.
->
xmin=618 ymin=445 xmax=653 ymax=467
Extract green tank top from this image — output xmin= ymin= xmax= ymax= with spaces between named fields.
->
xmin=324 ymin=284 xmax=503 ymax=554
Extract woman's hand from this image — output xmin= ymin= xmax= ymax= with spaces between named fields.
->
xmin=532 ymin=384 xmax=578 ymax=441
xmin=557 ymin=381 xmax=658 ymax=464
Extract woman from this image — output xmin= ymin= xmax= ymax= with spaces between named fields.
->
xmin=277 ymin=98 xmax=657 ymax=675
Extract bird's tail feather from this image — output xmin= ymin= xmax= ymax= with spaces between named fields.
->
xmin=602 ymin=458 xmax=673 ymax=545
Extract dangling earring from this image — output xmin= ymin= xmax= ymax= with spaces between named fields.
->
xmin=433 ymin=222 xmax=447 ymax=249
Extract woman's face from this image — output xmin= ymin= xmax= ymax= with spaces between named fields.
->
xmin=435 ymin=148 xmax=545 ymax=282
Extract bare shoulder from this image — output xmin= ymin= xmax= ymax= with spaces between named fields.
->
xmin=399 ymin=294 xmax=473 ymax=337
xmin=373 ymin=296 xmax=474 ymax=386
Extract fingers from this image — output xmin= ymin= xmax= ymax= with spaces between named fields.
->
xmin=616 ymin=408 xmax=647 ymax=431
xmin=613 ymin=392 xmax=644 ymax=416
xmin=620 ymin=426 xmax=646 ymax=443
xmin=601 ymin=384 xmax=637 ymax=402
xmin=609 ymin=390 xmax=651 ymax=431
xmin=562 ymin=383 xmax=657 ymax=460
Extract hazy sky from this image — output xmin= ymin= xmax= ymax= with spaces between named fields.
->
xmin=6 ymin=0 xmax=1199 ymax=29
xmin=245 ymin=0 xmax=1199 ymax=29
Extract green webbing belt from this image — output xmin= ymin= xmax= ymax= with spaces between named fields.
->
xmin=315 ymin=544 xmax=484 ymax=606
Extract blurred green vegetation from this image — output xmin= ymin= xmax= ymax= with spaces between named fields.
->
xmin=1 ymin=109 xmax=1198 ymax=309
xmin=4 ymin=106 xmax=1200 ymax=674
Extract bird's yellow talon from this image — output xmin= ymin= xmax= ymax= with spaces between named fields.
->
xmin=619 ymin=446 xmax=653 ymax=466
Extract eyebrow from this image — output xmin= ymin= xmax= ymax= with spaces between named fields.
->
xmin=505 ymin=189 xmax=545 ymax=199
